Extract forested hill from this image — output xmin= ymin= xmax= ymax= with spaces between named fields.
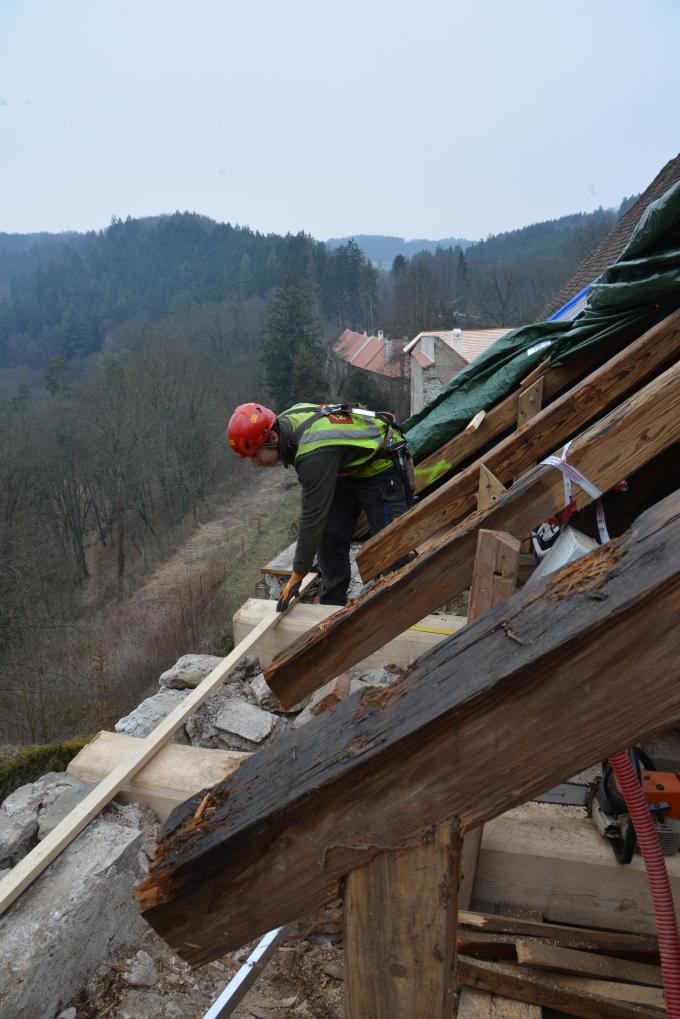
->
xmin=0 ymin=214 xmax=373 ymax=371
xmin=326 ymin=234 xmax=473 ymax=267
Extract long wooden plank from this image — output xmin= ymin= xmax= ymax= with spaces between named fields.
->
xmin=265 ymin=356 xmax=680 ymax=708
xmin=344 ymin=821 xmax=460 ymax=1018
xmin=0 ymin=575 xmax=316 ymax=916
xmin=234 ymin=598 xmax=466 ymax=670
xmin=457 ymin=958 xmax=662 ymax=1019
xmin=515 ymin=941 xmax=662 ymax=987
xmin=68 ymin=732 xmax=250 ymax=821
xmin=359 ymin=310 xmax=680 ymax=581
xmin=138 ymin=493 xmax=680 ymax=961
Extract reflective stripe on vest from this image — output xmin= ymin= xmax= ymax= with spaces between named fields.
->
xmin=279 ymin=404 xmax=392 ymax=477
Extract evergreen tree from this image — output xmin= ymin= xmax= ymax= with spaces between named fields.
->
xmin=262 ymin=276 xmax=326 ymax=409
xmin=291 ymin=344 xmax=328 ymax=405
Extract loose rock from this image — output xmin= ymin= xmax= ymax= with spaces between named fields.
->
xmin=124 ymin=948 xmax=159 ymax=987
xmin=115 ymin=688 xmax=190 ymax=739
xmin=159 ymin=654 xmax=223 ymax=689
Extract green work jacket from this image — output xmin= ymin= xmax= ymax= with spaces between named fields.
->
xmin=277 ymin=403 xmax=392 ymax=478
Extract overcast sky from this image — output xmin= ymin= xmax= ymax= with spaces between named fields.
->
xmin=1 ymin=0 xmax=678 ymax=242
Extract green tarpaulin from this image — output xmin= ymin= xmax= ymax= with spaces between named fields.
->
xmin=405 ymin=180 xmax=680 ymax=480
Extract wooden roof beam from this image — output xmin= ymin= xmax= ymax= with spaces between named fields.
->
xmin=138 ymin=491 xmax=680 ymax=963
xmin=360 ymin=309 xmax=680 ymax=581
xmin=265 ymin=353 xmax=680 ymax=709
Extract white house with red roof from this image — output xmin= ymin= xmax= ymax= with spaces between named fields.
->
xmin=404 ymin=327 xmax=509 ymax=413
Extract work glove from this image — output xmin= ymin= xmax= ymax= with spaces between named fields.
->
xmin=276 ymin=571 xmax=306 ymax=612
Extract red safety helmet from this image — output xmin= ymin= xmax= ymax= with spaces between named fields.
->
xmin=227 ymin=402 xmax=277 ymax=458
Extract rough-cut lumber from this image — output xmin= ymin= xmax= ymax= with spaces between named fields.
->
xmin=0 ymin=574 xmax=315 ymax=917
xmin=459 ymin=530 xmax=519 ymax=909
xmin=458 ymin=989 xmax=541 ymax=1018
xmin=139 ymin=493 xmax=680 ymax=962
xmin=68 ymin=732 xmax=250 ymax=821
xmin=266 ymin=354 xmax=680 ymax=707
xmin=477 ymin=465 xmax=506 ymax=511
xmin=529 ymin=975 xmax=666 ymax=1010
xmin=233 ymin=598 xmax=466 ymax=670
xmin=344 ymin=822 xmax=460 ymax=1019
xmin=458 ymin=909 xmax=658 ymax=954
xmin=360 ymin=310 xmax=680 ymax=580
xmin=457 ymin=958 xmax=662 ymax=1019
xmin=413 ymin=348 xmax=602 ymax=493
xmin=473 ymin=803 xmax=680 ymax=936
xmin=515 ymin=941 xmax=662 ymax=987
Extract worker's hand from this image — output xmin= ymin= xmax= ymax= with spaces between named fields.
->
xmin=276 ymin=571 xmax=306 ymax=612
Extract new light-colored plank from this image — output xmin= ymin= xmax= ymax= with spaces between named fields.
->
xmin=515 ymin=940 xmax=663 ymax=988
xmin=68 ymin=732 xmax=250 ymax=821
xmin=0 ymin=575 xmax=316 ymax=917
xmin=465 ymin=410 xmax=487 ymax=433
xmin=344 ymin=821 xmax=460 ymax=1019
xmin=477 ymin=465 xmax=506 ymax=512
xmin=363 ymin=309 xmax=680 ymax=579
xmin=234 ymin=598 xmax=466 ymax=670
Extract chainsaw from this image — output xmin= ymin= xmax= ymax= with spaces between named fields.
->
xmin=591 ymin=746 xmax=680 ymax=862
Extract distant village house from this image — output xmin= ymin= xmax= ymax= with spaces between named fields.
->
xmin=404 ymin=328 xmax=509 ymax=413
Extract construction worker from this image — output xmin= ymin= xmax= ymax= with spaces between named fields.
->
xmin=227 ymin=402 xmax=411 ymax=609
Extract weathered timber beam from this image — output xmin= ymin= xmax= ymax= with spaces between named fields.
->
xmin=265 ymin=354 xmax=680 ymax=707
xmin=360 ymin=309 xmax=680 ymax=581
xmin=138 ymin=492 xmax=680 ymax=963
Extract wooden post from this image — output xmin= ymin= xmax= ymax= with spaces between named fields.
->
xmin=459 ymin=530 xmax=520 ymax=911
xmin=344 ymin=822 xmax=461 ymax=1019
xmin=477 ymin=465 xmax=506 ymax=512
xmin=343 ymin=530 xmax=518 ymax=1017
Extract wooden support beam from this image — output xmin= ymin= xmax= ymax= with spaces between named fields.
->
xmin=477 ymin=465 xmax=506 ymax=511
xmin=67 ymin=732 xmax=250 ymax=821
xmin=344 ymin=821 xmax=460 ymax=1019
xmin=457 ymin=958 xmax=662 ymax=1019
xmin=459 ymin=530 xmax=519 ymax=910
xmin=514 ymin=941 xmax=662 ymax=988
xmin=0 ymin=575 xmax=315 ymax=917
xmin=360 ymin=310 xmax=680 ymax=581
xmin=138 ymin=492 xmax=680 ymax=962
xmin=233 ymin=598 xmax=466 ymax=670
xmin=266 ymin=354 xmax=680 ymax=708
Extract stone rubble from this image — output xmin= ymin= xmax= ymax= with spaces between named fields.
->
xmin=159 ymin=654 xmax=223 ymax=689
xmin=0 ymin=616 xmax=401 ymax=1018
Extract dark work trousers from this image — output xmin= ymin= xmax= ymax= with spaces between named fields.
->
xmin=317 ymin=465 xmax=408 ymax=605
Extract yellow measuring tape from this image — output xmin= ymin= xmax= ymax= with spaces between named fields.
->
xmin=408 ymin=624 xmax=456 ymax=636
